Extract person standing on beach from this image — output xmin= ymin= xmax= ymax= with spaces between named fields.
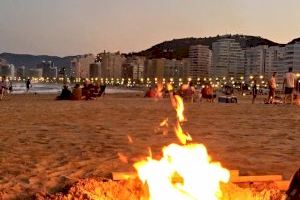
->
xmin=0 ymin=76 xmax=8 ymax=100
xmin=252 ymin=80 xmax=258 ymax=104
xmin=26 ymin=78 xmax=32 ymax=93
xmin=267 ymin=72 xmax=277 ymax=104
xmin=283 ymin=68 xmax=296 ymax=104
xmin=8 ymin=80 xmax=13 ymax=93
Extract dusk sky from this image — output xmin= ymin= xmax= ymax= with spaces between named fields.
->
xmin=0 ymin=0 xmax=300 ymax=56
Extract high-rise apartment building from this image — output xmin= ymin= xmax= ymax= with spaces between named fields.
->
xmin=89 ymin=63 xmax=102 ymax=78
xmin=144 ymin=59 xmax=165 ymax=81
xmin=164 ymin=59 xmax=188 ymax=81
xmin=122 ymin=56 xmax=145 ymax=81
xmin=144 ymin=58 xmax=188 ymax=82
xmin=71 ymin=54 xmax=95 ymax=78
xmin=245 ymin=45 xmax=268 ymax=78
xmin=36 ymin=61 xmax=57 ymax=78
xmin=265 ymin=46 xmax=285 ymax=82
xmin=212 ymin=39 xmax=245 ymax=78
xmin=0 ymin=59 xmax=15 ymax=77
xmin=16 ymin=66 xmax=26 ymax=78
xmin=284 ymin=42 xmax=300 ymax=73
xmin=98 ymin=51 xmax=126 ymax=79
xmin=188 ymin=45 xmax=211 ymax=79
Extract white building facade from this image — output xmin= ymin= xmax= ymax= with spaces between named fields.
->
xmin=188 ymin=45 xmax=212 ymax=79
xmin=284 ymin=42 xmax=300 ymax=73
xmin=265 ymin=46 xmax=285 ymax=83
xmin=71 ymin=54 xmax=95 ymax=78
xmin=212 ymin=39 xmax=245 ymax=78
xmin=99 ymin=51 xmax=126 ymax=79
xmin=245 ymin=45 xmax=268 ymax=78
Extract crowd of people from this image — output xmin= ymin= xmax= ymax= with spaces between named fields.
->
xmin=56 ymin=81 xmax=106 ymax=101
xmin=144 ymin=67 xmax=300 ymax=105
xmin=1 ymin=67 xmax=299 ymax=105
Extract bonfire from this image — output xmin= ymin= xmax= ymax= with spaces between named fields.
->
xmin=41 ymin=84 xmax=285 ymax=200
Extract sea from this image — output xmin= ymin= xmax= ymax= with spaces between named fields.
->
xmin=10 ymin=83 xmax=143 ymax=94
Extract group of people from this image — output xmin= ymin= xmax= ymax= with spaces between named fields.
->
xmin=145 ymin=82 xmax=216 ymax=103
xmin=252 ymin=67 xmax=299 ymax=104
xmin=0 ymin=77 xmax=33 ymax=100
xmin=56 ymin=81 xmax=106 ymax=101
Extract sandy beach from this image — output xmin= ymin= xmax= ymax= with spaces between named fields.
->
xmin=0 ymin=93 xmax=299 ymax=199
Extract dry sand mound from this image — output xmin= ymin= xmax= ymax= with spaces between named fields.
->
xmin=35 ymin=178 xmax=284 ymax=200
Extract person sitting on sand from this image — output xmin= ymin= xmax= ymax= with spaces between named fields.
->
xmin=93 ymin=83 xmax=100 ymax=94
xmin=145 ymin=86 xmax=156 ymax=98
xmin=81 ymin=81 xmax=97 ymax=100
xmin=56 ymin=85 xmax=72 ymax=100
xmin=223 ymin=85 xmax=234 ymax=95
xmin=201 ymin=84 xmax=216 ymax=102
xmin=182 ymin=82 xmax=196 ymax=102
xmin=98 ymin=83 xmax=106 ymax=97
xmin=71 ymin=84 xmax=82 ymax=100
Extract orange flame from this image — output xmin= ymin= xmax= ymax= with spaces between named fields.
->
xmin=148 ymin=147 xmax=153 ymax=158
xmin=134 ymin=94 xmax=231 ymax=200
xmin=134 ymin=144 xmax=230 ymax=200
xmin=181 ymin=84 xmax=189 ymax=90
xmin=174 ymin=95 xmax=185 ymax=123
xmin=117 ymin=152 xmax=128 ymax=164
xmin=127 ymin=134 xmax=133 ymax=144
xmin=155 ymin=83 xmax=164 ymax=99
xmin=174 ymin=122 xmax=192 ymax=145
xmin=167 ymin=83 xmax=173 ymax=91
xmin=160 ymin=118 xmax=168 ymax=127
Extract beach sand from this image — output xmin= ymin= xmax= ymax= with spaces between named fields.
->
xmin=0 ymin=93 xmax=299 ymax=199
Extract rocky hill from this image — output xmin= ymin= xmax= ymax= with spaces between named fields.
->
xmin=136 ymin=34 xmax=282 ymax=59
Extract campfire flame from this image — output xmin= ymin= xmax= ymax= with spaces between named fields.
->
xmin=127 ymin=134 xmax=134 ymax=144
xmin=134 ymin=94 xmax=230 ymax=200
xmin=160 ymin=118 xmax=168 ymax=127
xmin=117 ymin=152 xmax=128 ymax=164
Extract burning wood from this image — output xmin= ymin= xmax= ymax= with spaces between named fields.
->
xmin=112 ymin=170 xmax=240 ymax=181
xmin=230 ymin=175 xmax=283 ymax=183
xmin=112 ymin=171 xmax=290 ymax=191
